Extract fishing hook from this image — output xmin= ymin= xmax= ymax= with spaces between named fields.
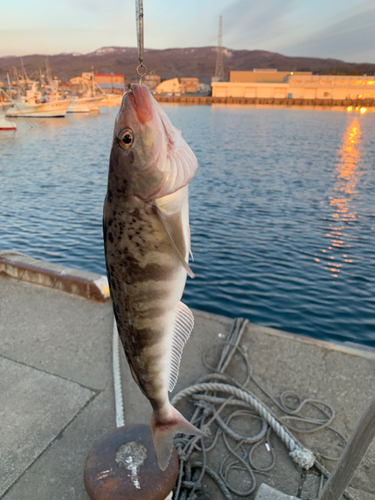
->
xmin=136 ymin=63 xmax=148 ymax=85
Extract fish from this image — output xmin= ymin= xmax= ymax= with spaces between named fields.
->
xmin=103 ymin=84 xmax=202 ymax=470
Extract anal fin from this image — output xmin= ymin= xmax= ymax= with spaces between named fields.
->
xmin=168 ymin=302 xmax=194 ymax=392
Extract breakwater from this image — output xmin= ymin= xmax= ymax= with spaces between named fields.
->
xmin=155 ymin=96 xmax=374 ymax=107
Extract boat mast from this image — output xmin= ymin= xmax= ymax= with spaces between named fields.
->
xmin=7 ymin=73 xmax=11 ymax=96
xmin=45 ymin=58 xmax=52 ymax=87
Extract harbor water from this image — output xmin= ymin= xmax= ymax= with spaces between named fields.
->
xmin=0 ymin=105 xmax=374 ymax=346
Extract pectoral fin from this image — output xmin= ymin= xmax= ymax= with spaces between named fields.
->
xmin=155 ymin=206 xmax=195 ymax=279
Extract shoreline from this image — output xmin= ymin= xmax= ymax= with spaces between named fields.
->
xmin=1 ymin=251 xmax=374 ymax=357
xmin=155 ymin=95 xmax=374 ymax=107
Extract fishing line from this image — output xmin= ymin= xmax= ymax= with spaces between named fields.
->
xmin=111 ymin=1 xmax=150 ymax=425
xmin=135 ymin=0 xmax=147 ymax=83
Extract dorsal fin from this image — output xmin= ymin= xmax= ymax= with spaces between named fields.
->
xmin=168 ymin=302 xmax=194 ymax=392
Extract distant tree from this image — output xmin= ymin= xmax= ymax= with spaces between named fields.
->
xmin=320 ymin=65 xmax=364 ymax=76
xmin=348 ymin=68 xmax=364 ymax=75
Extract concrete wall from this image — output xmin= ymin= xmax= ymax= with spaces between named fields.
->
xmin=229 ymin=70 xmax=312 ymax=83
xmin=289 ymin=85 xmax=375 ymax=100
xmin=212 ymin=82 xmax=288 ymax=99
xmin=94 ymin=74 xmax=124 ymax=85
xmin=212 ymin=81 xmax=375 ymax=100
xmin=288 ymin=74 xmax=375 ymax=86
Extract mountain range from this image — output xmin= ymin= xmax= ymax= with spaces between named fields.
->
xmin=1 ymin=46 xmax=374 ymax=84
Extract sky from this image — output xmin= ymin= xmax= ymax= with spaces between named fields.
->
xmin=1 ymin=0 xmax=374 ymax=63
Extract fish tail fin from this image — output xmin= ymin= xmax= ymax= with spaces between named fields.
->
xmin=151 ymin=406 xmax=203 ymax=471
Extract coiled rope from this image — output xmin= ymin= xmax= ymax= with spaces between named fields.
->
xmin=170 ymin=318 xmax=355 ymax=500
xmin=173 ymin=382 xmax=314 ymax=466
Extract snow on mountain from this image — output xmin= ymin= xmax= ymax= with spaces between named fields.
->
xmin=91 ymin=47 xmax=128 ymax=56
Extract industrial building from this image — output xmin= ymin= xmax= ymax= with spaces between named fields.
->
xmin=154 ymin=77 xmax=200 ymax=96
xmin=143 ymin=74 xmax=161 ymax=91
xmin=212 ymin=71 xmax=375 ymax=100
xmin=228 ymin=69 xmax=312 ymax=83
xmin=93 ymin=74 xmax=124 ymax=90
xmin=154 ymin=78 xmax=181 ymax=95
xmin=69 ymin=73 xmax=124 ymax=90
xmin=287 ymin=74 xmax=375 ymax=100
xmin=180 ymin=77 xmax=199 ymax=93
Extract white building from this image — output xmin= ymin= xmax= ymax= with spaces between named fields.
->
xmin=211 ymin=73 xmax=375 ymax=100
xmin=154 ymin=78 xmax=181 ymax=96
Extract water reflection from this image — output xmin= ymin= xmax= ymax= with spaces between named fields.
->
xmin=320 ymin=118 xmax=362 ymax=277
xmin=1 ymin=106 xmax=374 ymax=344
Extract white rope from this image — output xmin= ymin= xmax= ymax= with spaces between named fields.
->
xmin=171 ymin=381 xmax=315 ymax=469
xmin=113 ymin=318 xmax=125 ymax=427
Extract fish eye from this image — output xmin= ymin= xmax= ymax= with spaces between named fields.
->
xmin=119 ymin=129 xmax=134 ymax=149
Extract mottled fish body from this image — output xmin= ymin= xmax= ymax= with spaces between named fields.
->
xmin=103 ymin=84 xmax=201 ymax=470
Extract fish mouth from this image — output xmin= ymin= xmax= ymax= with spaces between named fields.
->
xmin=128 ymin=84 xmax=154 ymax=124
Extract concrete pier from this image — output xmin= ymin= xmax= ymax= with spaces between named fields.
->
xmin=154 ymin=95 xmax=375 ymax=108
xmin=0 ymin=256 xmax=374 ymax=499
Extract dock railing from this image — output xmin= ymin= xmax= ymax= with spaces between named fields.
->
xmin=319 ymin=392 xmax=375 ymax=500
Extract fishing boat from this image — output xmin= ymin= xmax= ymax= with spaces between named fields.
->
xmin=98 ymin=93 xmax=124 ymax=107
xmin=6 ymin=82 xmax=71 ymax=118
xmin=67 ymin=95 xmax=105 ymax=113
xmin=68 ymin=72 xmax=105 ymax=113
xmin=68 ymin=96 xmax=95 ymax=113
xmin=88 ymin=95 xmax=106 ymax=111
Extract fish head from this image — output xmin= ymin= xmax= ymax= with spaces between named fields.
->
xmin=111 ymin=84 xmax=198 ymax=201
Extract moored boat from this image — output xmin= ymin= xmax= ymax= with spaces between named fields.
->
xmin=98 ymin=93 xmax=124 ymax=107
xmin=68 ymin=71 xmax=106 ymax=112
xmin=88 ymin=95 xmax=105 ymax=111
xmin=67 ymin=96 xmax=95 ymax=113
xmin=6 ymin=98 xmax=72 ymax=118
xmin=5 ymin=83 xmax=71 ymax=118
xmin=0 ymin=103 xmax=17 ymax=130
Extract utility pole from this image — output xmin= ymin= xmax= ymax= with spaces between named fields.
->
xmin=214 ymin=16 xmax=225 ymax=81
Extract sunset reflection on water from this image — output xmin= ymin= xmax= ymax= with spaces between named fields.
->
xmin=320 ymin=118 xmax=362 ymax=278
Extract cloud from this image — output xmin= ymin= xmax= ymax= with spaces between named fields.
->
xmin=222 ymin=0 xmax=297 ymax=48
xmin=0 ymin=0 xmax=373 ymax=63
xmin=281 ymin=7 xmax=375 ymax=62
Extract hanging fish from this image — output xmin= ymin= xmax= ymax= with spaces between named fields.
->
xmin=103 ymin=84 xmax=202 ymax=470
